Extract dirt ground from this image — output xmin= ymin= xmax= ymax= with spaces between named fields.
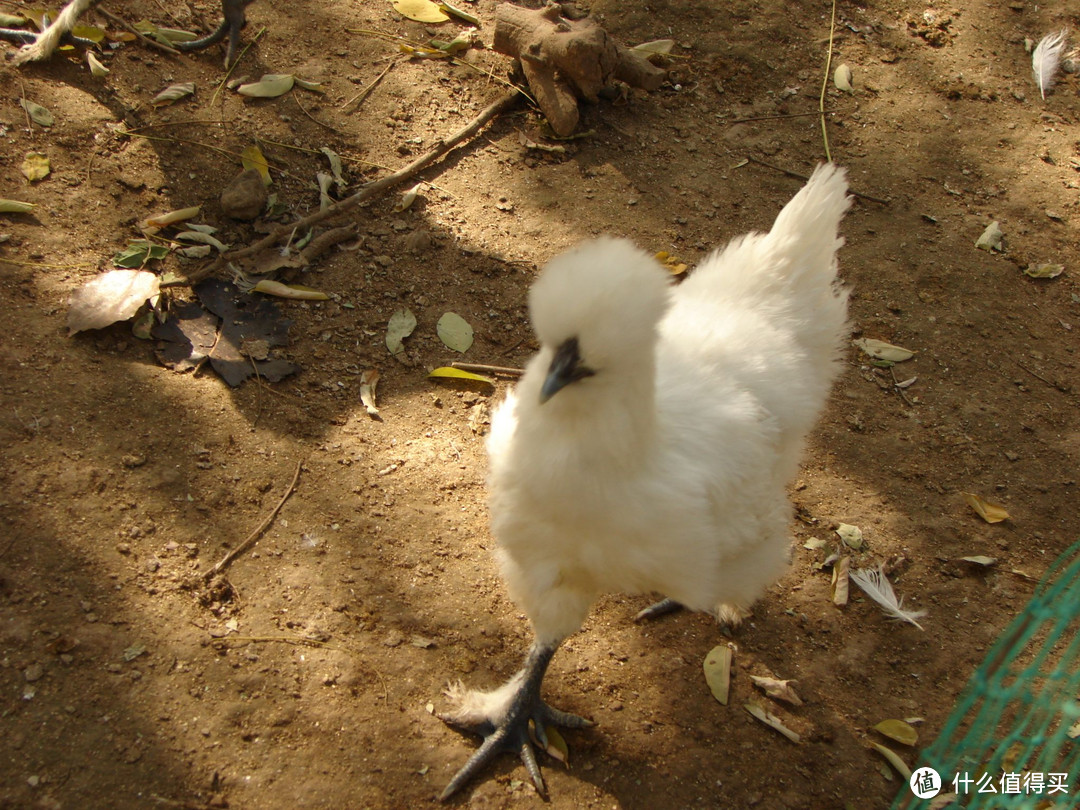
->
xmin=2 ymin=0 xmax=1079 ymax=808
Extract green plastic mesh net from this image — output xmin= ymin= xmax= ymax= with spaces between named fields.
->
xmin=894 ymin=539 xmax=1080 ymax=809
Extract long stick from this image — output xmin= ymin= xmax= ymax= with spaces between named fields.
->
xmin=201 ymin=459 xmax=302 ymax=579
xmin=188 ymin=88 xmax=523 ymax=284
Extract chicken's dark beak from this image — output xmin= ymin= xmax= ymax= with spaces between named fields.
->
xmin=540 ymin=337 xmax=595 ymax=404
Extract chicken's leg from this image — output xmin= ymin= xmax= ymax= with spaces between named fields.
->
xmin=633 ymin=596 xmax=684 ymax=622
xmin=439 ymin=640 xmax=592 ymax=801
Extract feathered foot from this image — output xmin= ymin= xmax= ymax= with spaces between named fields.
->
xmin=437 ymin=641 xmax=592 ymax=801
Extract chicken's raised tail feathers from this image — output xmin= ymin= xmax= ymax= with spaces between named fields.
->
xmin=765 ymin=162 xmax=851 ymax=300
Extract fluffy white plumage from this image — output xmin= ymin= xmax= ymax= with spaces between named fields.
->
xmin=489 ymin=164 xmax=850 ymax=645
xmin=1032 ymin=29 xmax=1069 ymax=101
xmin=440 ymin=163 xmax=851 ymax=800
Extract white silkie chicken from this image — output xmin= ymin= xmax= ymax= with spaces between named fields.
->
xmin=439 ymin=164 xmax=852 ymax=800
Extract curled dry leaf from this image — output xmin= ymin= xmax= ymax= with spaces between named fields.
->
xmin=1024 ymin=263 xmax=1064 ymax=279
xmin=703 ymin=644 xmax=732 ymax=705
xmin=317 ymin=172 xmax=334 ymax=211
xmin=360 ymin=369 xmax=380 ymax=416
xmin=871 ymin=742 xmax=912 ymax=780
xmin=175 ymin=231 xmax=229 ymax=252
xmin=750 ymin=675 xmax=803 ymax=706
xmin=68 ymin=270 xmax=161 ymax=336
xmin=960 ymin=555 xmax=997 ymax=567
xmin=962 ymin=492 xmax=1010 ymax=523
xmin=438 ymin=1 xmax=480 ymax=26
xmin=251 ymin=280 xmax=328 ymax=300
xmin=975 ymin=221 xmax=1004 ymax=252
xmin=87 ymin=51 xmax=109 ymax=77
xmin=151 ymin=82 xmax=196 ymax=107
xmin=853 ymin=338 xmax=915 ymax=362
xmin=831 ymin=556 xmax=850 ymax=606
xmin=833 ymin=63 xmax=854 ymax=93
xmin=139 ymin=206 xmax=202 ymax=235
xmin=394 ymin=182 xmax=423 ymax=213
xmin=744 ymin=703 xmax=800 ymax=743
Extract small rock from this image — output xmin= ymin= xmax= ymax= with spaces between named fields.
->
xmin=220 ymin=168 xmax=268 ymax=221
xmin=24 ymin=664 xmax=44 ymax=683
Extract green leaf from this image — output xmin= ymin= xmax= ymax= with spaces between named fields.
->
xmin=437 ymin=312 xmax=473 ymax=353
xmin=113 ymin=241 xmax=170 ymax=268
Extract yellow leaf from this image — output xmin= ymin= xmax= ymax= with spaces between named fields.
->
xmin=392 ymin=0 xmax=450 ymax=23
xmin=962 ymin=492 xmax=1010 ymax=524
xmin=427 ymin=367 xmax=494 ymax=385
xmin=20 ymin=152 xmax=50 ymax=182
xmin=241 ymin=145 xmax=271 ymax=186
xmin=703 ymin=645 xmax=732 ymax=705
xmin=139 ymin=206 xmax=202 ymax=235
xmin=874 ymin=719 xmax=918 ymax=746
xmin=542 ymin=725 xmax=569 ymax=763
xmin=0 ymin=199 xmax=36 ymax=214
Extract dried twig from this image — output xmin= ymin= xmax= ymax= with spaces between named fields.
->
xmin=201 ymin=459 xmax=302 ymax=579
xmin=341 ymin=58 xmax=398 ymax=111
xmin=451 ymin=361 xmax=523 ymax=377
xmin=97 ymin=5 xmax=181 ymax=56
xmin=188 ymin=88 xmax=523 ymax=284
xmin=746 ymin=156 xmax=890 ymax=205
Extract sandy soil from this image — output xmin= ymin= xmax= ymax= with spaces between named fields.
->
xmin=2 ymin=1 xmax=1079 ymax=808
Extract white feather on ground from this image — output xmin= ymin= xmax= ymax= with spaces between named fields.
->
xmin=1032 ymin=29 xmax=1069 ymax=101
xmin=440 ymin=163 xmax=852 ymax=800
xmin=849 ymin=564 xmax=926 ymax=630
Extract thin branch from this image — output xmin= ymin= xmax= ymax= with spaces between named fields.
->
xmin=96 ymin=5 xmax=180 ymax=57
xmin=341 ymin=58 xmax=398 ymax=111
xmin=746 ymin=156 xmax=891 ymax=205
xmin=188 ymin=88 xmax=523 ymax=283
xmin=201 ymin=459 xmax=302 ymax=579
xmin=450 ymin=361 xmax=523 ymax=377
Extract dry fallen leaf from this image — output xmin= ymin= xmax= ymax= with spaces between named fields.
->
xmin=874 ymin=718 xmax=918 ymax=746
xmin=750 ymin=675 xmax=803 ymax=706
xmin=360 ymin=369 xmax=380 ymax=416
xmin=836 ymin=523 xmax=864 ymax=550
xmin=962 ymin=492 xmax=1010 ymax=523
xmin=151 ymin=82 xmax=195 ymax=107
xmin=68 ymin=270 xmax=161 ymax=336
xmin=871 ymin=742 xmax=912 ymax=780
xmin=241 ymin=145 xmax=272 ymax=186
xmin=853 ymin=338 xmax=915 ymax=362
xmin=959 ymin=555 xmax=997 ymax=567
xmin=20 ymin=152 xmax=50 ymax=182
xmin=744 ymin=702 xmax=800 ymax=743
xmin=703 ymin=644 xmax=732 ymax=705
xmin=833 ymin=63 xmax=854 ymax=93
xmin=831 ymin=556 xmax=850 ymax=606
xmin=393 ymin=0 xmax=450 ymax=23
